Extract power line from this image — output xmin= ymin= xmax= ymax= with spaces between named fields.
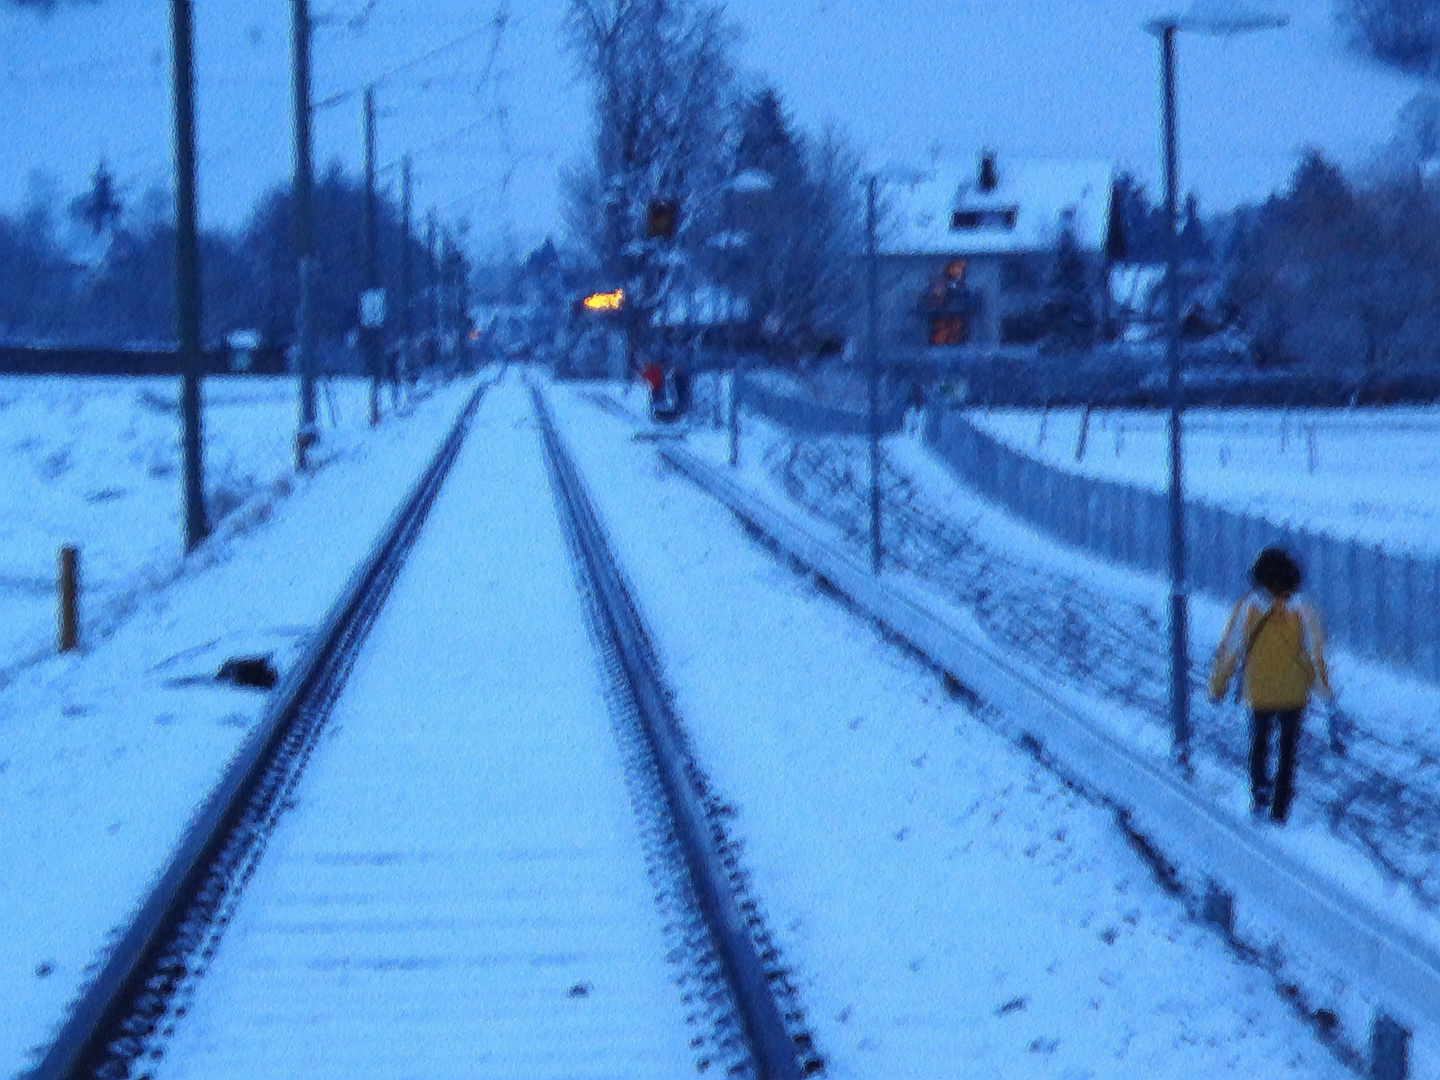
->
xmin=312 ymin=21 xmax=495 ymax=111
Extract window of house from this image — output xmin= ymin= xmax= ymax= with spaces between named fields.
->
xmin=930 ymin=314 xmax=966 ymax=345
xmin=950 ymin=208 xmax=1018 ymax=231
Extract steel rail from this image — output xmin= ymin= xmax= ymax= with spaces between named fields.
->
xmin=528 ymin=382 xmax=822 ymax=1080
xmin=23 ymin=377 xmax=493 ymax=1080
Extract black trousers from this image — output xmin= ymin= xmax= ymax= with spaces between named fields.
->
xmin=1250 ymin=708 xmax=1303 ymax=821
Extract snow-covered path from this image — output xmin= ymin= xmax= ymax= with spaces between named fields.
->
xmin=548 ymin=381 xmax=1351 ymax=1078
xmin=153 ymin=376 xmax=696 ymax=1078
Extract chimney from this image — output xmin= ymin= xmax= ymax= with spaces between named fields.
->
xmin=977 ymin=151 xmax=998 ymax=193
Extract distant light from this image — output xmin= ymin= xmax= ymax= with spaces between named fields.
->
xmin=583 ymin=288 xmax=625 ymax=311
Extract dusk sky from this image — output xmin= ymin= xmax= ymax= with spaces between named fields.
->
xmin=0 ymin=0 xmax=1423 ymax=256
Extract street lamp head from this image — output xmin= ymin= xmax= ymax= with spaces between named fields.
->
xmin=1146 ymin=1 xmax=1288 ymax=36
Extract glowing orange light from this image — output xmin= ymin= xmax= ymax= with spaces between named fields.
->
xmin=582 ymin=288 xmax=625 ymax=311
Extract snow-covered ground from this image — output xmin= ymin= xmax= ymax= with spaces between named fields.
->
xmin=671 ymin=393 xmax=1440 ymax=936
xmin=0 ymin=376 xmax=416 ymax=680
xmin=0 ymin=366 xmax=1407 ymax=1078
xmin=0 ymin=374 xmax=479 ymax=1078
xmin=552 ymin=382 xmax=1353 ymax=1077
xmin=969 ymin=406 xmax=1440 ymax=555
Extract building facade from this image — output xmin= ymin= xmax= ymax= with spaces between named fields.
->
xmin=875 ymin=152 xmax=1117 ymax=354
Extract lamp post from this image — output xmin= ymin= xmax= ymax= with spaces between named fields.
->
xmin=1145 ymin=3 xmax=1286 ymax=769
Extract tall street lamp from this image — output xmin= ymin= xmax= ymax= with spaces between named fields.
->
xmin=1145 ymin=2 xmax=1286 ymax=769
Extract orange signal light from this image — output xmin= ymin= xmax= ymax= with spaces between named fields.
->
xmin=582 ymin=289 xmax=625 ymax=311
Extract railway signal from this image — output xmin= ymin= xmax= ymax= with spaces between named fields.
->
xmin=579 ymin=288 xmax=625 ymax=313
xmin=645 ymin=198 xmax=679 ymax=240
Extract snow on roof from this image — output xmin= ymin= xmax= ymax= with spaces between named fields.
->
xmin=881 ymin=154 xmax=1116 ymax=257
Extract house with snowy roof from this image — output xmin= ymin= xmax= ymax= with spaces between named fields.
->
xmin=876 ymin=151 xmax=1118 ymax=351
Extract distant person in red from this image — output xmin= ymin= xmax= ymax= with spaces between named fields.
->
xmin=639 ymin=362 xmax=664 ymax=415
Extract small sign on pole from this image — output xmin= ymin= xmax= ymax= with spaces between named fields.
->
xmin=360 ymin=288 xmax=386 ymax=329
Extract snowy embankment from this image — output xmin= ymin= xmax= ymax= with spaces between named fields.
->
xmin=0 ymin=374 xmax=479 ymax=1079
xmin=673 ymin=392 xmax=1440 ymax=933
xmin=970 ymin=406 xmax=1440 ymax=555
xmin=550 ymin=381 xmax=1350 ymax=1079
xmin=644 ymin=380 xmax=1440 ymax=1070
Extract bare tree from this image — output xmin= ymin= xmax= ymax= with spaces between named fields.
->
xmin=563 ymin=0 xmax=737 ymax=367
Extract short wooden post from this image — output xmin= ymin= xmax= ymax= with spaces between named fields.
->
xmin=58 ymin=546 xmax=78 ymax=652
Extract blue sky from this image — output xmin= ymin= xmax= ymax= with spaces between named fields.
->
xmin=0 ymin=0 xmax=1422 ymax=256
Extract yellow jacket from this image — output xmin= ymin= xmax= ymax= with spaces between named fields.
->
xmin=1208 ymin=591 xmax=1333 ymax=710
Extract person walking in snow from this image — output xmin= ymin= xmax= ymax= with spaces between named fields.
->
xmin=1208 ymin=546 xmax=1334 ymax=825
xmin=639 ymin=361 xmax=665 ymax=418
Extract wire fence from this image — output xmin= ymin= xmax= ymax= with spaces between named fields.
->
xmin=708 ymin=364 xmax=1440 ymax=686
xmin=925 ymin=409 xmax=1440 ymax=685
xmin=695 ymin=368 xmax=1440 ymax=914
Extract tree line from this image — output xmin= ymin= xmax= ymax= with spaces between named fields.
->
xmin=0 ymin=160 xmax=471 ymax=360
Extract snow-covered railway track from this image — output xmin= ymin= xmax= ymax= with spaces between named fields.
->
xmin=529 ymin=380 xmax=823 ymax=1079
xmin=23 ymin=372 xmax=819 ymax=1080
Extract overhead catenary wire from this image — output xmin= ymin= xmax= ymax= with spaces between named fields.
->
xmin=311 ymin=21 xmax=497 ymax=111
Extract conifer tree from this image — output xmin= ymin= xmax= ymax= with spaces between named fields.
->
xmin=69 ymin=160 xmax=123 ymax=237
xmin=1040 ymin=222 xmax=1096 ymax=354
xmin=1337 ymin=0 xmax=1440 ymax=79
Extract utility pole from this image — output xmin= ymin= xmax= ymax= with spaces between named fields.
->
xmin=362 ymin=84 xmax=381 ymax=426
xmin=1160 ymin=24 xmax=1190 ymax=768
xmin=426 ymin=210 xmax=439 ymax=377
xmin=170 ymin=0 xmax=207 ymax=551
xmin=399 ymin=154 xmax=412 ymax=400
xmin=292 ymin=0 xmax=318 ymax=469
xmin=438 ymin=227 xmax=451 ymax=378
xmin=866 ymin=175 xmax=881 ymax=574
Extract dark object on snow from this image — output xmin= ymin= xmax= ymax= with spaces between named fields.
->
xmin=216 ymin=655 xmax=278 ymax=690
xmin=652 ymin=367 xmax=692 ymax=424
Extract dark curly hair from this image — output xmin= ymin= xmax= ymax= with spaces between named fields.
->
xmin=1250 ymin=545 xmax=1303 ymax=597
